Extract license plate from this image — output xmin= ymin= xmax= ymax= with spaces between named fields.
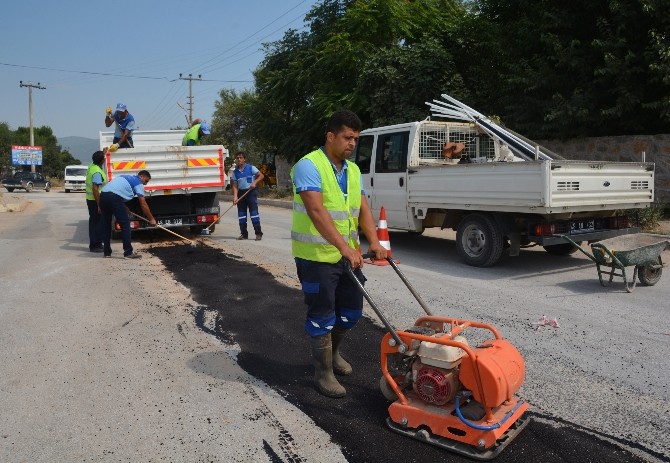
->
xmin=157 ymin=218 xmax=183 ymax=226
xmin=570 ymin=219 xmax=594 ymax=234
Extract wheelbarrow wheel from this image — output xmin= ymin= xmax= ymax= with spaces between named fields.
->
xmin=637 ymin=258 xmax=662 ymax=286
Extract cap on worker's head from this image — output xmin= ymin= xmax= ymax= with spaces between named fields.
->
xmin=92 ymin=150 xmax=105 ymax=165
xmin=200 ymin=121 xmax=211 ymax=135
xmin=115 ymin=103 xmax=127 ymax=113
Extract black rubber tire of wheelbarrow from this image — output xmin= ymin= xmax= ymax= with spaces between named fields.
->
xmin=637 ymin=258 xmax=663 ymax=286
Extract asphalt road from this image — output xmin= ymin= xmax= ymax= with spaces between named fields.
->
xmin=1 ymin=191 xmax=668 ymax=462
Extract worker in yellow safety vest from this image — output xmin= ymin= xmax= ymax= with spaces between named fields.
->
xmin=182 ymin=121 xmax=211 ymax=146
xmin=290 ymin=110 xmax=387 ymax=398
xmin=85 ymin=150 xmax=108 ymax=252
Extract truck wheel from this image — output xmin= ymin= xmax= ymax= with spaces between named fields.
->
xmin=456 ymin=214 xmax=504 ymax=267
xmin=5 ymin=188 xmax=14 ymax=192
xmin=65 ymin=189 xmax=70 ymax=193
xmin=638 ymin=259 xmax=662 ymax=286
xmin=44 ymin=182 xmax=51 ymax=192
xmin=543 ymin=242 xmax=580 ymax=256
xmin=25 ymin=183 xmax=33 ymax=192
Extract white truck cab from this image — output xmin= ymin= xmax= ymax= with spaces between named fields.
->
xmin=64 ymin=165 xmax=88 ymax=193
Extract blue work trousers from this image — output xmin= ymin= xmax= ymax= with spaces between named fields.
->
xmin=86 ymin=199 xmax=103 ymax=250
xmin=100 ymin=192 xmax=133 ymax=257
xmin=237 ymin=189 xmax=262 ymax=238
xmin=295 ymin=257 xmax=366 ymax=337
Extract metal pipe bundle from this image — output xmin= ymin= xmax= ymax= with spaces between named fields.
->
xmin=426 ymin=94 xmax=554 ymax=161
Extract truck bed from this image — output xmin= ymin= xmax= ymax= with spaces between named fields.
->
xmin=407 ymin=160 xmax=654 ymax=215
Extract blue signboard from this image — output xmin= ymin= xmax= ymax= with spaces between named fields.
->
xmin=11 ymin=145 xmax=43 ymax=166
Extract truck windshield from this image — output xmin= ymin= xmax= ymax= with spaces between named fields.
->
xmin=66 ymin=167 xmax=88 ymax=176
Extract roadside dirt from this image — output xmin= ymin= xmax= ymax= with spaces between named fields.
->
xmin=650 ymin=220 xmax=670 ymax=235
xmin=147 ymin=242 xmax=650 ymax=463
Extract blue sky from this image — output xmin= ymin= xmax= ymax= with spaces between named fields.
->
xmin=1 ymin=0 xmax=320 ymax=141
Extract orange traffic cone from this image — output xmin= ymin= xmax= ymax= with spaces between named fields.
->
xmin=370 ymin=206 xmax=397 ymax=266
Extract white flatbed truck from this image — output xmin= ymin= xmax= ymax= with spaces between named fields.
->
xmin=350 ymin=119 xmax=654 ymax=266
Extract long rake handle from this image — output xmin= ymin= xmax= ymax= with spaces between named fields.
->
xmin=128 ymin=211 xmax=195 ymax=244
xmin=203 ymin=188 xmax=251 ymax=233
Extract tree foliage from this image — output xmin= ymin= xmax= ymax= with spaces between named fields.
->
xmin=459 ymin=0 xmax=670 ymax=138
xmin=210 ymin=0 xmax=670 ymax=159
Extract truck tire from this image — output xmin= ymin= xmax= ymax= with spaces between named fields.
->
xmin=543 ymin=242 xmax=581 ymax=256
xmin=456 ymin=214 xmax=504 ymax=267
xmin=5 ymin=188 xmax=14 ymax=192
xmin=25 ymin=183 xmax=33 ymax=192
xmin=65 ymin=189 xmax=70 ymax=193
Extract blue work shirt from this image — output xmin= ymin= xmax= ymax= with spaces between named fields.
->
xmin=112 ymin=112 xmax=136 ymax=138
xmin=232 ymin=163 xmax=260 ymax=190
xmin=292 ymin=147 xmax=365 ymax=202
xmin=101 ymin=175 xmax=146 ymax=200
xmin=91 ymin=172 xmax=103 ymax=186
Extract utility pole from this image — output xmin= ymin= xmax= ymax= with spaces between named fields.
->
xmin=19 ymin=81 xmax=46 ymax=173
xmin=178 ymin=73 xmax=202 ymax=126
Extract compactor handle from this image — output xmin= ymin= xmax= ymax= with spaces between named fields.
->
xmin=346 ymin=255 xmax=407 ymax=352
xmin=363 ymin=254 xmax=433 ymax=316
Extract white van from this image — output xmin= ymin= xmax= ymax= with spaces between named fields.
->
xmin=64 ymin=165 xmax=88 ymax=193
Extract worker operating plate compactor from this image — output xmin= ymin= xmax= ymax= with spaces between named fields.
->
xmin=350 ymin=255 xmax=529 ymax=460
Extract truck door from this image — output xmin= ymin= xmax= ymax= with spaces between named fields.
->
xmin=352 ymin=134 xmax=374 ymax=204
xmin=370 ymin=131 xmax=410 ymax=228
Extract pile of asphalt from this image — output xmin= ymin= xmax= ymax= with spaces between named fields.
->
xmin=150 ymin=244 xmax=652 ymax=463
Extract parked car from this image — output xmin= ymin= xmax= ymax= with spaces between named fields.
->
xmin=2 ymin=172 xmax=51 ymax=193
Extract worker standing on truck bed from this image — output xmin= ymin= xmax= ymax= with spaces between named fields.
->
xmin=104 ymin=103 xmax=135 ymax=149
xmin=99 ymin=170 xmax=156 ymax=259
xmin=290 ymin=110 xmax=387 ymax=398
xmin=85 ymin=151 xmax=107 ymax=252
xmin=181 ymin=120 xmax=211 ymax=146
xmin=231 ymin=152 xmax=264 ymax=241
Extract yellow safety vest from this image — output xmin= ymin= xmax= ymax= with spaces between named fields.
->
xmin=291 ymin=149 xmax=361 ymax=263
xmin=85 ymin=163 xmax=107 ymax=201
xmin=182 ymin=124 xmax=202 ymax=146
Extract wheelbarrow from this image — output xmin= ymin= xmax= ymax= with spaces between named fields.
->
xmin=558 ymin=234 xmax=670 ymax=292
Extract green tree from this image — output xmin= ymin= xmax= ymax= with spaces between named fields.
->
xmin=211 ymin=88 xmax=271 ymax=167
xmin=463 ymin=0 xmax=670 ymax=138
xmin=247 ymin=0 xmax=468 ymax=161
xmin=211 ymin=0 xmax=670 ymax=157
xmin=0 ymin=122 xmax=13 ymax=176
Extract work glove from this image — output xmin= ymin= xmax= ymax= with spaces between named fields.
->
xmin=106 ymin=106 xmax=113 ymax=116
xmin=109 ymin=143 xmax=120 ymax=152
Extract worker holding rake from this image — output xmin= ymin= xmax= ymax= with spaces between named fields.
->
xmin=291 ymin=110 xmax=387 ymax=398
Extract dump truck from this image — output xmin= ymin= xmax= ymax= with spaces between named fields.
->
xmin=99 ymin=130 xmax=228 ymax=235
xmin=350 ymin=96 xmax=654 ymax=267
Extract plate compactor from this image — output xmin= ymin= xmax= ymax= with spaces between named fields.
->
xmin=349 ymin=256 xmax=529 ymax=460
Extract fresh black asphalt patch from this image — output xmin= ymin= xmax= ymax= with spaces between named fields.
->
xmin=150 ymin=244 xmax=655 ymax=463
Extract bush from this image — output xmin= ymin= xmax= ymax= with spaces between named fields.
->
xmin=625 ymin=204 xmax=667 ymax=231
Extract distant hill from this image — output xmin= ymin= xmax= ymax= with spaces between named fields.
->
xmin=58 ymin=136 xmax=99 ymax=165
